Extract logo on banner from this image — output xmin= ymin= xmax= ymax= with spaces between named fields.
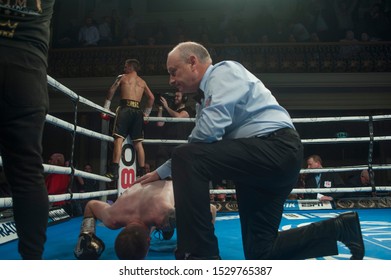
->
xmin=299 ymin=200 xmax=333 ymax=210
xmin=0 ymin=220 xmax=18 ymax=245
xmin=118 ymin=136 xmax=136 ymax=195
xmin=284 ymin=200 xmax=299 ymax=210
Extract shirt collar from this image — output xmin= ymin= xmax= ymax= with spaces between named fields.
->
xmin=199 ymin=64 xmax=213 ymax=94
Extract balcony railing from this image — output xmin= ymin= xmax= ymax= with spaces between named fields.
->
xmin=48 ymin=42 xmax=391 ymax=78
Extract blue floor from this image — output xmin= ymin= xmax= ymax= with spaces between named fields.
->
xmin=1 ymin=208 xmax=390 ymax=260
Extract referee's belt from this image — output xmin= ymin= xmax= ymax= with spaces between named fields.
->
xmin=120 ymin=99 xmax=140 ymax=108
xmin=257 ymin=127 xmax=295 ymax=139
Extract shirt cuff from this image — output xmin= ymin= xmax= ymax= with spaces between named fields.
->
xmin=156 ymin=159 xmax=172 ymax=179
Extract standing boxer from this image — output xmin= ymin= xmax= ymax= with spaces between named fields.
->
xmin=103 ymin=59 xmax=154 ymax=179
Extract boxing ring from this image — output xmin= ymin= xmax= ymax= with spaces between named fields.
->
xmin=1 ymin=208 xmax=390 ymax=260
xmin=0 ymin=75 xmax=391 ymax=260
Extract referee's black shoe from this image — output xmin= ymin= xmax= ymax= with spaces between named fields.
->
xmin=334 ymin=211 xmax=365 ymax=260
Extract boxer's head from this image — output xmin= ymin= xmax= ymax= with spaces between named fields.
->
xmin=125 ymin=59 xmax=140 ymax=72
xmin=114 ymin=223 xmax=150 ymax=260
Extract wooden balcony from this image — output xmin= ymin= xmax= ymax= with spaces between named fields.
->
xmin=48 ymin=42 xmax=391 ymax=78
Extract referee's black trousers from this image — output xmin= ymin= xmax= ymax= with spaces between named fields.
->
xmin=172 ymin=128 xmax=339 ymax=259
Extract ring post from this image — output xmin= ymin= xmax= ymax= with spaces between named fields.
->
xmin=117 ymin=136 xmax=137 ymax=196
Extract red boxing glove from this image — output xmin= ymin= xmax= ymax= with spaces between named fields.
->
xmin=101 ymin=113 xmax=110 ymax=121
xmin=101 ymin=99 xmax=111 ymax=121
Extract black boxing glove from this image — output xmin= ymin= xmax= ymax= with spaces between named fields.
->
xmin=74 ymin=232 xmax=105 ymax=260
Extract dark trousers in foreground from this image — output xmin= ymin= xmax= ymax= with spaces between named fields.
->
xmin=0 ymin=48 xmax=49 ymax=259
xmin=172 ymin=128 xmax=339 ymax=259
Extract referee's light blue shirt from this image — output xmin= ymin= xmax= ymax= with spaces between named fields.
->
xmin=156 ymin=61 xmax=295 ymax=179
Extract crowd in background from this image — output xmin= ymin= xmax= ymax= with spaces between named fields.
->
xmin=53 ymin=0 xmax=391 ymax=49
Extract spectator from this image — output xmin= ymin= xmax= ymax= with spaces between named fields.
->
xmin=45 ymin=153 xmax=70 ymax=207
xmin=346 ymin=169 xmax=374 ymax=197
xmin=333 ymin=0 xmax=359 ymax=39
xmin=339 ymin=29 xmax=360 ymax=59
xmin=75 ymin=163 xmax=99 ymax=214
xmin=121 ymin=28 xmax=139 ymax=46
xmin=172 ymin=18 xmax=189 ymax=44
xmin=215 ymin=185 xmax=227 ymax=202
xmin=310 ymin=32 xmax=321 ymax=42
xmin=362 ymin=2 xmax=391 ymax=41
xmin=304 ymin=154 xmax=345 ymax=201
xmin=340 ymin=29 xmax=358 ymax=43
xmin=144 ymin=162 xmax=151 ymax=174
xmin=288 ymin=173 xmax=306 ymax=200
xmin=150 ymin=19 xmax=170 ymax=45
xmin=288 ymin=19 xmax=311 ymax=42
xmin=78 ymin=16 xmax=100 ymax=47
xmin=306 ymin=0 xmax=332 ymax=42
xmin=110 ymin=9 xmax=122 ymax=44
xmin=269 ymin=21 xmax=290 ymax=42
xmin=98 ymin=16 xmax=113 ymax=46
xmin=77 ymin=163 xmax=99 ymax=193
xmin=156 ymin=91 xmax=194 ymax=169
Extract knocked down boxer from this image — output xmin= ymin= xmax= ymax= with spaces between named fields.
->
xmin=74 ymin=180 xmax=217 ymax=260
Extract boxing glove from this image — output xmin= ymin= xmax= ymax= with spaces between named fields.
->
xmin=101 ymin=99 xmax=111 ymax=120
xmin=74 ymin=232 xmax=105 ymax=260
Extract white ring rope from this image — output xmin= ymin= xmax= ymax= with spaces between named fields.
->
xmin=41 ymin=164 xmax=111 ymax=182
xmin=0 ymin=157 xmax=110 ymax=182
xmin=292 ymin=115 xmax=391 ymax=123
xmin=2 ymin=186 xmax=391 ymax=208
xmin=142 ymin=136 xmax=391 ymax=145
xmin=209 ymin=187 xmax=391 ymax=194
xmin=146 ymin=114 xmax=391 ymax=123
xmin=1 ymin=76 xmax=390 ymax=209
xmin=0 ymin=189 xmax=118 ymax=208
xmin=301 ymin=136 xmax=391 ymax=144
xmin=47 ymin=75 xmax=115 ymax=117
xmin=45 ymin=114 xmax=114 ymax=142
xmin=145 ymin=116 xmax=197 ymax=123
xmin=143 ymin=116 xmax=391 ymax=145
xmin=299 ymin=164 xmax=391 ymax=174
